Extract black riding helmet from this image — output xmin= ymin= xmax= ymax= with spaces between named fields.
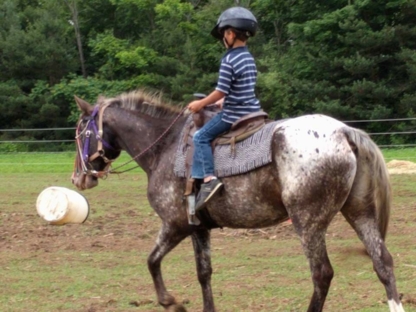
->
xmin=211 ymin=7 xmax=258 ymax=40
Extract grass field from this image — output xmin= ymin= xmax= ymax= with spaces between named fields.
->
xmin=1 ymin=147 xmax=415 ymax=173
xmin=0 ymin=150 xmax=416 ymax=311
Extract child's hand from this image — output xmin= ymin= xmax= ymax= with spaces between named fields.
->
xmin=215 ymin=97 xmax=224 ymax=109
xmin=187 ymin=100 xmax=205 ymax=113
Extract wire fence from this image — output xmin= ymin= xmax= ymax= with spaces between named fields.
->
xmin=1 ymin=117 xmax=416 ymax=162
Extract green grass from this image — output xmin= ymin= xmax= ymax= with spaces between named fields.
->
xmin=382 ymin=147 xmax=416 ymax=162
xmin=0 ymin=147 xmax=414 ymax=174
xmin=1 ymin=150 xmax=416 ymax=311
xmin=0 ymin=151 xmax=142 ymax=174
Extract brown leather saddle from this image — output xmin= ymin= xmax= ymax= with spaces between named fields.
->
xmin=195 ymin=106 xmax=269 ymax=148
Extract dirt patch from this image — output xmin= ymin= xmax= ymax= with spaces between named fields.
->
xmin=387 ymin=160 xmax=416 ymax=174
xmin=2 ymin=173 xmax=416 ymax=312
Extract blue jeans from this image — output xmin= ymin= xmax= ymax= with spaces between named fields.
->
xmin=191 ymin=112 xmax=231 ymax=179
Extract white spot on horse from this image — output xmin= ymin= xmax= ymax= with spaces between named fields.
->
xmin=155 ymin=229 xmax=163 ymax=246
xmin=388 ymin=300 xmax=405 ymax=312
xmin=163 ymin=185 xmax=176 ymax=202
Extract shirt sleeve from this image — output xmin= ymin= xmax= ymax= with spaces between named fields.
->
xmin=215 ymin=60 xmax=233 ymax=95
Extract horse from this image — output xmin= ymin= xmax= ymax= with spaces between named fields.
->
xmin=71 ymin=90 xmax=405 ymax=312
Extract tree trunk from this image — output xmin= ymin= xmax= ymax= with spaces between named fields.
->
xmin=64 ymin=0 xmax=87 ymax=78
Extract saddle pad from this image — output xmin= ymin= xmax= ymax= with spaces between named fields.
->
xmin=174 ymin=117 xmax=281 ymax=178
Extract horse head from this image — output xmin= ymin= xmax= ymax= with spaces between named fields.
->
xmin=72 ymin=95 xmax=121 ymax=190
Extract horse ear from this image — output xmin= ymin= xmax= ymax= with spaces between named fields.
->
xmin=74 ymin=95 xmax=93 ymax=115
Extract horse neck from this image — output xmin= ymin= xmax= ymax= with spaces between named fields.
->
xmin=108 ymin=107 xmax=185 ymax=173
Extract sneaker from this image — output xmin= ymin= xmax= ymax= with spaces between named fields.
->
xmin=195 ymin=179 xmax=223 ymax=211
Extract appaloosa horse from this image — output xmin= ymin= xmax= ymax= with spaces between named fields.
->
xmin=71 ymin=90 xmax=405 ymax=312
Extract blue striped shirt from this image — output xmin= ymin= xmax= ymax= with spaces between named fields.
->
xmin=215 ymin=46 xmax=261 ymax=124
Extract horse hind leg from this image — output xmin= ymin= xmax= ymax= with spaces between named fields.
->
xmin=290 ymin=220 xmax=334 ymax=312
xmin=147 ymin=225 xmax=188 ymax=312
xmin=283 ymin=175 xmax=351 ymax=310
xmin=287 ymin=202 xmax=340 ymax=311
xmin=341 ymin=202 xmax=405 ymax=312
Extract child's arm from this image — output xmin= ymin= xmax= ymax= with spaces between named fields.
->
xmin=188 ymin=90 xmax=225 ymax=113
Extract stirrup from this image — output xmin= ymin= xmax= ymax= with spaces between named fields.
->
xmin=186 ymin=193 xmax=200 ymax=225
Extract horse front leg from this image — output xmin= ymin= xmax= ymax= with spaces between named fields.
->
xmin=147 ymin=224 xmax=188 ymax=312
xmin=191 ymin=228 xmax=216 ymax=312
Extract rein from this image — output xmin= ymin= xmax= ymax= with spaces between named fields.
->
xmin=75 ymin=104 xmax=187 ymax=178
xmin=109 ymin=106 xmax=188 ymax=174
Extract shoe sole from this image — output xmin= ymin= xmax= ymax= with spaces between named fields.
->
xmin=204 ymin=183 xmax=224 ymax=204
xmin=195 ymin=183 xmax=224 ymax=212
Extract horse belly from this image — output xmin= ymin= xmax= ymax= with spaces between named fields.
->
xmin=210 ymin=165 xmax=289 ymax=229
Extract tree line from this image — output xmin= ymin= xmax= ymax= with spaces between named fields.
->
xmin=1 ymin=0 xmax=416 ymax=151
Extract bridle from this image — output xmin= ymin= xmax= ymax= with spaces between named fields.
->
xmin=74 ymin=104 xmax=117 ymax=179
xmin=73 ymin=103 xmax=188 ymax=180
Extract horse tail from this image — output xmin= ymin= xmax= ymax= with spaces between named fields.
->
xmin=340 ymin=126 xmax=391 ymax=240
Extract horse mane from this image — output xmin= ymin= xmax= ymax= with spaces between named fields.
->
xmin=99 ymin=90 xmax=183 ymax=119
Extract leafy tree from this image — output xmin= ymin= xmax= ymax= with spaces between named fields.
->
xmin=259 ymin=0 xmax=416 ymax=133
xmin=0 ymin=80 xmax=32 ymax=129
xmin=1 ymin=0 xmax=416 ymax=149
xmin=0 ymin=0 xmax=78 ymax=87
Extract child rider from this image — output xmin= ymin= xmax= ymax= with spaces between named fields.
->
xmin=187 ymin=7 xmax=261 ymax=211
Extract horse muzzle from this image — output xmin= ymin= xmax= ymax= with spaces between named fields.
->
xmin=71 ymin=172 xmax=99 ymax=190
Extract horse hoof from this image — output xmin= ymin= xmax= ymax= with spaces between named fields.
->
xmin=166 ymin=304 xmax=187 ymax=312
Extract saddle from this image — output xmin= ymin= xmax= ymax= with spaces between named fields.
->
xmin=182 ymin=94 xmax=270 ymax=225
xmin=194 ymin=107 xmax=269 ymax=147
xmin=183 ymin=106 xmax=268 ymax=178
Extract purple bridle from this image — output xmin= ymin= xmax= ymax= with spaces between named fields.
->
xmin=73 ymin=101 xmax=187 ymax=179
xmin=74 ymin=105 xmax=117 ymax=178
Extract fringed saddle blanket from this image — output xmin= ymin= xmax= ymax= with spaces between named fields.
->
xmin=174 ymin=116 xmax=283 ymax=178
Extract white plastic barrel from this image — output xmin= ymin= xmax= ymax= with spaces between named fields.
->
xmin=36 ymin=186 xmax=90 ymax=225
